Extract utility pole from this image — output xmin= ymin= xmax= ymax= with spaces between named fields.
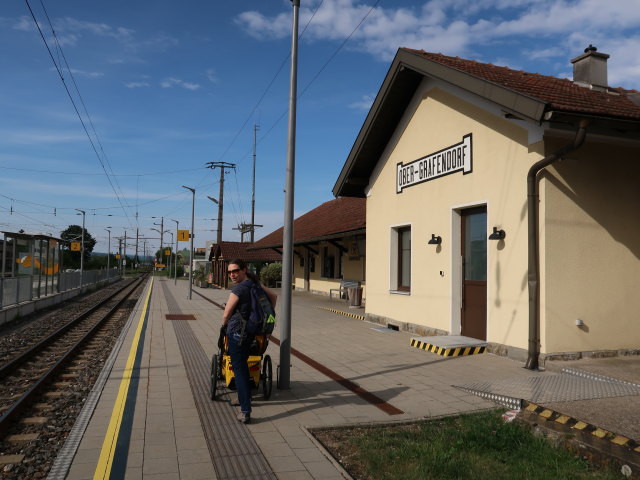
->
xmin=205 ymin=162 xmax=235 ymax=244
xmin=234 ymin=222 xmax=262 ymax=243
xmin=153 ymin=217 xmax=164 ymax=267
xmin=280 ymin=0 xmax=300 ymax=390
xmin=251 ymin=124 xmax=259 ymax=243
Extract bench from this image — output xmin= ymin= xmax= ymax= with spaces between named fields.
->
xmin=329 ymin=280 xmax=360 ymax=300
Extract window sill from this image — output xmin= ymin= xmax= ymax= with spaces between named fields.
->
xmin=389 ymin=290 xmax=411 ymax=295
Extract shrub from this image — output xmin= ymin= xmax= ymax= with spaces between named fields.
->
xmin=260 ymin=262 xmax=282 ymax=287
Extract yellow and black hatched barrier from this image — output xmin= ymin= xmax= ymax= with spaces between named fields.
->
xmin=525 ymin=402 xmax=640 ymax=454
xmin=315 ymin=306 xmax=365 ymax=321
xmin=410 ymin=338 xmax=486 ymax=357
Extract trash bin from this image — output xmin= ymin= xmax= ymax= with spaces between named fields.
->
xmin=347 ymin=287 xmax=363 ymax=307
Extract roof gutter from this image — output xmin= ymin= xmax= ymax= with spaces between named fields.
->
xmin=525 ymin=117 xmax=589 ymax=370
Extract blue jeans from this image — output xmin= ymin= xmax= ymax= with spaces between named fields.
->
xmin=227 ymin=332 xmax=252 ymax=414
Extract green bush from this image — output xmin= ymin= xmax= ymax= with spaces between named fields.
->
xmin=260 ymin=262 xmax=282 ymax=287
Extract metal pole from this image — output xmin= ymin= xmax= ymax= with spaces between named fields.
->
xmin=279 ymin=0 xmax=300 ymax=390
xmin=251 ymin=124 xmax=259 ymax=243
xmin=217 ymin=171 xmax=224 ymax=244
xmin=124 ymin=230 xmax=128 ymax=277
xmin=182 ymin=186 xmax=195 ymax=300
xmin=171 ymin=219 xmax=179 ymax=285
xmin=106 ymin=228 xmax=111 ymax=282
xmin=75 ymin=209 xmax=85 ymax=287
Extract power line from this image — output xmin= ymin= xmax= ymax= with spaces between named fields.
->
xmin=213 ymin=0 xmax=326 ymax=166
xmin=232 ymin=0 xmax=383 ymax=165
xmin=24 ymin=0 xmax=133 ymax=225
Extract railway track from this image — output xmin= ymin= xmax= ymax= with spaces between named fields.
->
xmin=0 ymin=273 xmax=149 ymax=477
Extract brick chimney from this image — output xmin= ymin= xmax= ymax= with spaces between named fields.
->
xmin=571 ymin=45 xmax=609 ymax=91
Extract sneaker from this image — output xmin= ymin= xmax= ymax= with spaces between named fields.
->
xmin=237 ymin=412 xmax=251 ymax=424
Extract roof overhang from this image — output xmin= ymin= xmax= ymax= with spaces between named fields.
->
xmin=333 ymin=48 xmax=550 ymax=198
xmin=248 ymin=228 xmax=366 ymax=251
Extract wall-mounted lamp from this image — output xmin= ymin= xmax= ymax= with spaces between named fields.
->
xmin=488 ymin=227 xmax=506 ymax=240
xmin=428 ymin=234 xmax=442 ymax=245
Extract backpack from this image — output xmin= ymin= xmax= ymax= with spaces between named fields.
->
xmin=240 ymin=282 xmax=276 ymax=337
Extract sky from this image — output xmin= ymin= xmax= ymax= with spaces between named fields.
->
xmin=1 ymin=0 xmax=639 ymax=256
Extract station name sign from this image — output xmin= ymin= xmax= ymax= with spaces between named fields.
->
xmin=396 ymin=133 xmax=472 ymax=194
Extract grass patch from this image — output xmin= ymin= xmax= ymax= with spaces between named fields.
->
xmin=313 ymin=410 xmax=624 ymax=480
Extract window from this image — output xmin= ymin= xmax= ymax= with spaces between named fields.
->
xmin=322 ymin=246 xmax=335 ymax=278
xmin=398 ymin=227 xmax=411 ymax=291
xmin=391 ymin=226 xmax=411 ymax=292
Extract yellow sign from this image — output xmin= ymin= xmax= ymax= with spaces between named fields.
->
xmin=115 ymin=253 xmax=121 ymax=259
xmin=156 ymin=264 xmax=166 ymax=268
xmin=164 ymin=249 xmax=171 ymax=256
xmin=178 ymin=230 xmax=190 ymax=241
xmin=71 ymin=242 xmax=81 ymax=251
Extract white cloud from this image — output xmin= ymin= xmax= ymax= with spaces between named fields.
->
xmin=0 ymin=129 xmax=85 ymax=145
xmin=206 ymin=68 xmax=218 ymax=83
xmin=160 ymin=77 xmax=201 ymax=90
xmin=68 ymin=68 xmax=104 ymax=78
xmin=348 ymin=94 xmax=374 ymax=110
xmin=125 ymin=81 xmax=150 ymax=88
xmin=235 ymin=0 xmax=640 ymax=78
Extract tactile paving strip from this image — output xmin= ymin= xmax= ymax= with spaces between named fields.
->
xmin=173 ymin=320 xmax=276 ymax=480
xmin=455 ymin=370 xmax=640 ymax=406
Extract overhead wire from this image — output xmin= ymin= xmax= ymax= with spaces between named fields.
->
xmin=24 ymin=0 xmax=133 ymax=226
xmin=213 ymin=0 xmax=326 ymax=167
xmin=233 ymin=0 xmax=383 ymax=167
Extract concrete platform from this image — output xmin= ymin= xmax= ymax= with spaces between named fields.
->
xmin=53 ymin=277 xmax=640 ymax=479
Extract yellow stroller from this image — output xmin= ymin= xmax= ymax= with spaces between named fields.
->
xmin=210 ymin=326 xmax=273 ymax=401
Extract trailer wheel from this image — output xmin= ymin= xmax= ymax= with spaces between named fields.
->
xmin=262 ymin=355 xmax=273 ymax=400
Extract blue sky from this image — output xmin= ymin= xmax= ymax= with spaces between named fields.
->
xmin=1 ymin=0 xmax=639 ymax=255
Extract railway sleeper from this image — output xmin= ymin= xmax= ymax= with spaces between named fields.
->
xmin=6 ymin=433 xmax=39 ymax=443
xmin=0 ymin=454 xmax=25 ymax=465
xmin=21 ymin=417 xmax=47 ymax=425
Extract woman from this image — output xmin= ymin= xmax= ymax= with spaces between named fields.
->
xmin=221 ymin=259 xmax=277 ymax=424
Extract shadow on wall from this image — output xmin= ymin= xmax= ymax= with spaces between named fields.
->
xmin=546 ymin=143 xmax=640 ymax=260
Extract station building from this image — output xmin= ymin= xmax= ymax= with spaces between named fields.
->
xmin=207 ymin=241 xmax=282 ymax=289
xmin=251 ymin=197 xmax=366 ymax=298
xmin=333 ymin=47 xmax=640 ymax=367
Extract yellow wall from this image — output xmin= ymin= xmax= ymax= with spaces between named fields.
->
xmin=365 ymin=79 xmax=640 ymax=355
xmin=542 ymin=139 xmax=640 ymax=352
xmin=366 ymin=82 xmax=542 ymax=351
xmin=292 ymin=241 xmax=366 ymax=297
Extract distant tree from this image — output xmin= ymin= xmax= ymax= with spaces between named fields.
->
xmin=61 ymin=225 xmax=96 ymax=268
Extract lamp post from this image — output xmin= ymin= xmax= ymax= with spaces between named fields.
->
xmin=166 ymin=231 xmax=174 ymax=279
xmin=153 ymin=216 xmax=164 ymax=269
xmin=182 ymin=186 xmax=195 ymax=300
xmin=105 ymin=228 xmax=111 ymax=281
xmin=170 ymin=219 xmax=179 ymax=285
xmin=75 ymin=209 xmax=85 ymax=287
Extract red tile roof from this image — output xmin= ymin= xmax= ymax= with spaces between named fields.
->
xmin=251 ymin=197 xmax=366 ymax=249
xmin=404 ymin=48 xmax=640 ymax=120
xmin=208 ymin=241 xmax=281 ymax=262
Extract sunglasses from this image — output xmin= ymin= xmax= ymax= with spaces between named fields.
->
xmin=228 ymin=268 xmax=241 ymax=275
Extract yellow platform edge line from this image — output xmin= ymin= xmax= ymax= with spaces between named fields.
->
xmin=93 ymin=278 xmax=153 ymax=480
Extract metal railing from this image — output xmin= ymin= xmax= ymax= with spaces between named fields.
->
xmin=0 ymin=269 xmax=121 ymax=309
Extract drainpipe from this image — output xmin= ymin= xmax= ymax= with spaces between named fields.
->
xmin=525 ymin=118 xmax=588 ymax=370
